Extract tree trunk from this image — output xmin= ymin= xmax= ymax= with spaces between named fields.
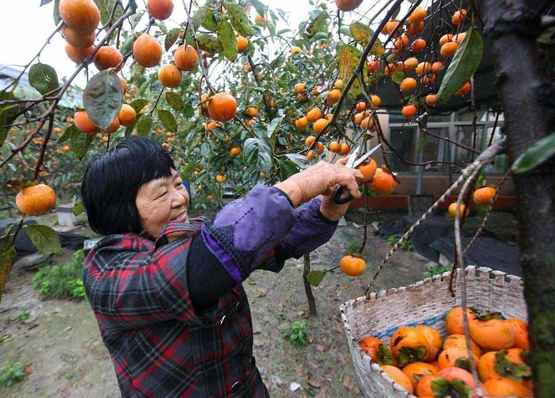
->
xmin=303 ymin=253 xmax=318 ymax=317
xmin=477 ymin=1 xmax=555 ymax=396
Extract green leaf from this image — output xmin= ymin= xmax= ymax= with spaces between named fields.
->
xmin=0 ymin=92 xmax=22 ymax=147
xmin=438 ymin=28 xmax=484 ymax=104
xmin=306 ymin=270 xmax=326 ymax=286
xmin=0 ymin=103 xmax=19 ymax=148
xmin=83 ymin=70 xmax=123 ymax=129
xmin=58 ymin=124 xmax=93 ymax=159
xmin=157 ymin=109 xmax=177 ymax=132
xmin=94 ymin=0 xmax=123 ymax=26
xmin=53 ymin=0 xmax=61 ymax=24
xmin=512 ymin=132 xmax=555 ymax=174
xmin=267 ymin=115 xmax=284 ymax=138
xmin=285 ymin=153 xmax=309 ymax=170
xmin=183 ymin=103 xmax=194 ymax=118
xmin=217 ymin=18 xmax=238 ymax=61
xmin=337 ymin=44 xmax=361 ymax=98
xmin=165 ymin=92 xmax=184 ymax=112
xmin=391 ymin=70 xmax=406 ymax=85
xmin=130 ymin=98 xmax=149 ymax=114
xmin=136 ymin=114 xmax=153 ymax=136
xmin=72 ymin=132 xmax=94 ymax=160
xmin=72 ymin=201 xmax=85 ymax=216
xmin=120 ymin=34 xmax=136 ymax=56
xmin=278 ymin=158 xmax=299 ymax=179
xmin=350 ymin=22 xmax=371 ymax=45
xmin=244 ymin=137 xmax=272 ymax=172
xmin=226 ymin=2 xmax=255 ymax=36
xmin=23 ymin=224 xmax=62 ymax=256
xmin=249 ymin=0 xmax=267 ymax=16
xmin=196 ymin=33 xmax=223 ymax=54
xmin=192 ymin=5 xmax=218 ymax=32
xmin=165 ymin=28 xmax=182 ymax=50
xmin=28 ymin=63 xmax=59 ymax=95
xmin=306 ymin=11 xmax=328 ymax=38
xmin=58 ymin=124 xmax=80 ymax=144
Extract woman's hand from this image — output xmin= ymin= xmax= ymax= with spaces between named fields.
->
xmin=275 ymin=158 xmax=363 ymax=207
xmin=319 ymin=157 xmax=360 ymax=221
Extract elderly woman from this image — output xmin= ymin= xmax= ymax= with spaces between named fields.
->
xmin=81 ymin=136 xmax=362 ymax=397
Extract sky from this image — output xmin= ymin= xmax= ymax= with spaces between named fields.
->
xmin=0 ymin=0 xmax=408 ymax=90
xmin=0 ymin=1 xmax=312 ymax=88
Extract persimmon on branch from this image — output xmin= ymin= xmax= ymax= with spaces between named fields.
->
xmin=0 ymin=5 xmax=137 ymax=173
xmin=304 ymin=0 xmax=413 ymax=153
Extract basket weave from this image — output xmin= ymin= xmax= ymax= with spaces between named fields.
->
xmin=340 ymin=266 xmax=527 ymax=398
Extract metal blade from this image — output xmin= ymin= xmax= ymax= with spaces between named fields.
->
xmin=352 ymin=144 xmax=382 ymax=169
xmin=346 ymin=146 xmax=361 ymax=168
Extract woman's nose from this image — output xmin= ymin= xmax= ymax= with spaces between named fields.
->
xmin=172 ymin=188 xmax=188 ymax=207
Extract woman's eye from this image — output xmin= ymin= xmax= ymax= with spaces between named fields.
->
xmin=158 ymin=191 xmax=168 ymax=198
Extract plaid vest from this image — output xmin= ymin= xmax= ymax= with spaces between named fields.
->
xmin=83 ymin=219 xmax=269 ymax=397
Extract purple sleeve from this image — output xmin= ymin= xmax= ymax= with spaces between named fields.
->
xmin=278 ymin=197 xmax=338 ymax=259
xmin=201 ymin=184 xmax=296 ymax=282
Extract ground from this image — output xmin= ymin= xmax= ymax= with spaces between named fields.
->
xmin=0 ymin=211 xmax=435 ymax=398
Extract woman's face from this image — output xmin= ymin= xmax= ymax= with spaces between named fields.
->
xmin=135 ymin=169 xmax=190 ymax=239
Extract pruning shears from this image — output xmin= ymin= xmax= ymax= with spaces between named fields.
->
xmin=333 ymin=144 xmax=382 ymax=205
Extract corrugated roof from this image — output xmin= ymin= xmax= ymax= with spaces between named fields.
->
xmin=0 ymin=64 xmax=82 ymax=109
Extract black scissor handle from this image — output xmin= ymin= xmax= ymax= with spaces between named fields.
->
xmin=333 ymin=186 xmax=353 ymax=204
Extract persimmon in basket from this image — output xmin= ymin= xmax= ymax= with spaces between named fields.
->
xmin=358 ymin=336 xmax=393 ymax=365
xmin=478 ymin=348 xmax=531 ymax=382
xmin=390 ymin=325 xmax=442 ymax=367
xmin=469 ymin=312 xmax=515 ymax=351
xmin=416 ymin=367 xmax=476 ymax=397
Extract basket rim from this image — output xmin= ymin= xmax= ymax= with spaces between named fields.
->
xmin=339 ymin=265 xmax=522 ymax=314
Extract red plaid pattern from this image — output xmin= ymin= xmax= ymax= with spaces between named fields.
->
xmin=83 ymin=219 xmax=268 ymax=397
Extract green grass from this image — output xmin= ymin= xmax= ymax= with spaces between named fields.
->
xmin=424 ymin=265 xmax=451 ymax=278
xmin=386 ymin=234 xmax=414 ymax=251
xmin=16 ymin=310 xmax=30 ymax=322
xmin=32 ymin=250 xmax=86 ymax=300
xmin=284 ymin=320 xmax=309 ymax=347
xmin=0 ymin=360 xmax=26 ymax=388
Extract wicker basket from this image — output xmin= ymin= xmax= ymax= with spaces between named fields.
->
xmin=340 ymin=266 xmax=527 ymax=398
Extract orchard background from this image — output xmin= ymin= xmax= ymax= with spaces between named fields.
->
xmin=0 ymin=0 xmax=554 ymax=397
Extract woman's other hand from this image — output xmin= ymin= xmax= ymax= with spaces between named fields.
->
xmin=275 ymin=158 xmax=363 ymax=207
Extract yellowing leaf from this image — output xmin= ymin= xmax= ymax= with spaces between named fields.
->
xmin=337 ymin=44 xmax=361 ymax=98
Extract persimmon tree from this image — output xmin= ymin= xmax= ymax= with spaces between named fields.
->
xmin=0 ymin=0 xmax=554 ymax=395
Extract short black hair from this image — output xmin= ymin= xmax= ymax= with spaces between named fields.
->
xmin=81 ymin=136 xmax=176 ymax=236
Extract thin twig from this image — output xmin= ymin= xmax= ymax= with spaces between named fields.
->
xmin=149 ymin=88 xmax=166 ymax=115
xmin=33 ymin=112 xmax=55 ymax=180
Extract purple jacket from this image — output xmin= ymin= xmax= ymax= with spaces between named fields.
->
xmin=202 ymin=184 xmax=338 ymax=282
